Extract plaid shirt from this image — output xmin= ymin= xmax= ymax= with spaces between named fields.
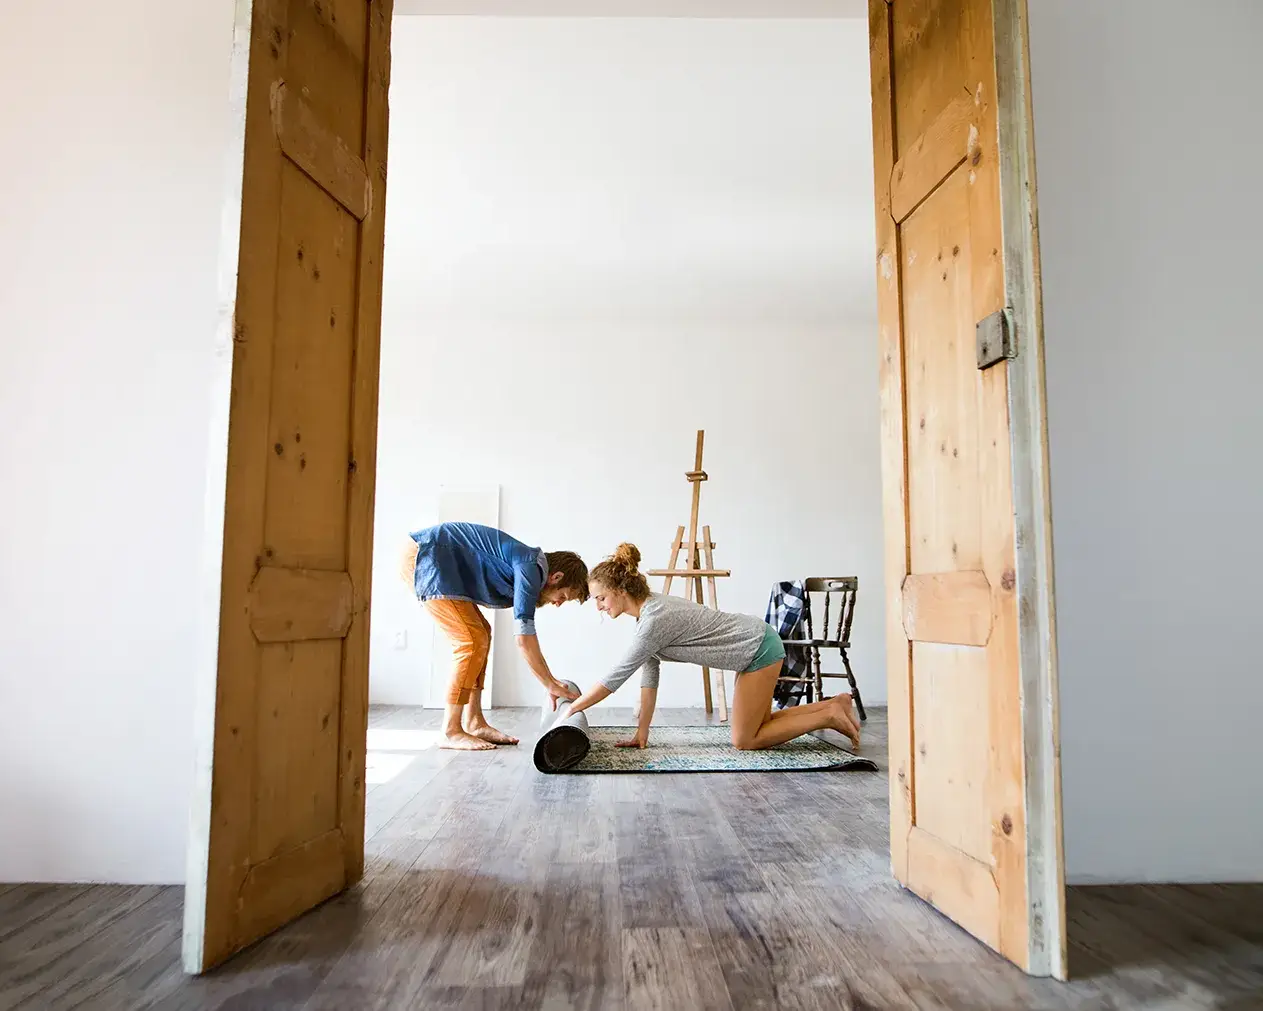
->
xmin=765 ymin=581 xmax=812 ymax=708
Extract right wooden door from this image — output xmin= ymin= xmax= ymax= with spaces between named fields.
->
xmin=867 ymin=0 xmax=1064 ymax=975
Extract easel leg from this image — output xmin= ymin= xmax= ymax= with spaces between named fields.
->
xmin=701 ymin=525 xmax=728 ymax=723
xmin=692 ymin=570 xmax=714 ymax=715
xmin=661 ymin=526 xmax=685 ymax=597
xmin=684 ymin=435 xmax=706 ymax=713
xmin=711 ymin=669 xmax=726 ymax=723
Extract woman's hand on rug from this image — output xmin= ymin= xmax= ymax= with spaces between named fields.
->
xmin=615 ymin=730 xmax=649 ymax=749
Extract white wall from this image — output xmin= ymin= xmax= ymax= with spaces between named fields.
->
xmin=370 ymin=17 xmax=885 ymax=708
xmin=1029 ymin=0 xmax=1263 ymax=883
xmin=0 ymin=1 xmax=231 ymax=883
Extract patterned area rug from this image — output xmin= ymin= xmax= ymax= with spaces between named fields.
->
xmin=559 ymin=725 xmax=878 ymax=774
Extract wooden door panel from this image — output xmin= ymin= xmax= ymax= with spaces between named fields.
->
xmin=902 ymin=570 xmax=992 ymax=646
xmin=272 ymin=84 xmax=371 ymax=220
xmin=184 ymin=0 xmax=393 ymax=974
xmin=869 ymin=0 xmax=1061 ymax=973
xmin=912 ymin=643 xmax=992 ymax=861
xmin=906 ymin=825 xmax=1000 ymax=950
xmin=267 ymin=165 xmax=360 ymax=567
xmin=253 ymin=641 xmax=344 ymax=861
xmin=287 ymin=1 xmax=370 ymax=151
xmin=247 ymin=567 xmax=355 ymax=642
xmin=891 ymin=0 xmax=969 ymax=153
xmin=901 ymin=171 xmax=983 ymax=575
xmin=890 ymin=93 xmax=975 ymax=224
xmin=235 ymin=827 xmax=347 ymax=946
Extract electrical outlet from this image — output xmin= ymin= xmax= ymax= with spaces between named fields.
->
xmin=393 ymin=630 xmax=407 ymax=650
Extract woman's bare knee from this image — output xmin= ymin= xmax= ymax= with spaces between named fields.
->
xmin=731 ymin=729 xmax=758 ymax=751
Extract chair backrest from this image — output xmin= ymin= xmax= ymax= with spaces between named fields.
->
xmin=803 ymin=577 xmax=859 ymax=645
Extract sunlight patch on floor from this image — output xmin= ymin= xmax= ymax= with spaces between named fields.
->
xmin=368 ymin=727 xmax=444 ymax=752
xmin=366 ymin=751 xmax=415 ymax=785
xmin=366 ymin=727 xmax=445 ymax=784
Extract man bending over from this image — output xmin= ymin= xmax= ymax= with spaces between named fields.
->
xmin=400 ymin=522 xmax=587 ymax=750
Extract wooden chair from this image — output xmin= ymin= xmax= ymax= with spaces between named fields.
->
xmin=781 ymin=577 xmax=866 ymax=722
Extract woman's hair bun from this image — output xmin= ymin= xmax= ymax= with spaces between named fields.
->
xmin=591 ymin=543 xmax=651 ymax=602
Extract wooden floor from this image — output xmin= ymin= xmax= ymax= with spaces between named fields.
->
xmin=2 ymin=706 xmax=1262 ymax=1010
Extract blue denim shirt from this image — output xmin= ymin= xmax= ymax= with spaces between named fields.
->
xmin=408 ymin=523 xmax=548 ymax=636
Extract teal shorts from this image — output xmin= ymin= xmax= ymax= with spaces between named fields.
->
xmin=741 ymin=624 xmax=787 ymax=673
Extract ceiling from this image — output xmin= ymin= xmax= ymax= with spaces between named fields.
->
xmin=394 ymin=1 xmax=866 ymax=17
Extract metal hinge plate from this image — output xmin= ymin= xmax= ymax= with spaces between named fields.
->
xmin=976 ymin=308 xmax=1017 ymax=370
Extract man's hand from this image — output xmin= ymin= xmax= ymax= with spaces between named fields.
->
xmin=615 ymin=729 xmax=649 ymax=749
xmin=549 ymin=679 xmax=580 ymax=712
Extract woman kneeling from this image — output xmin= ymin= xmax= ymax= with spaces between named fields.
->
xmin=564 ymin=544 xmax=860 ymax=752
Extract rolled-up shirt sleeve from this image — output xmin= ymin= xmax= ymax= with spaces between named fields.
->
xmin=600 ymin=619 xmax=662 ymax=692
xmin=512 ymin=560 xmax=545 ymax=636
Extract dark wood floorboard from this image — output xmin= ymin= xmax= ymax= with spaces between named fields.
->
xmin=2 ymin=705 xmax=1261 ymax=1010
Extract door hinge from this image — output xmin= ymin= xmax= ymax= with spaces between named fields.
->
xmin=976 ymin=307 xmax=1017 ymax=370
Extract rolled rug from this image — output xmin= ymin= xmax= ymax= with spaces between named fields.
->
xmin=534 ymin=680 xmax=592 ymax=773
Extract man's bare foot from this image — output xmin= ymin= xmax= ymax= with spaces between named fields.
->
xmin=440 ymin=731 xmax=497 ymax=751
xmin=466 ymin=723 xmax=519 ymax=746
xmin=827 ymin=696 xmax=862 ymax=751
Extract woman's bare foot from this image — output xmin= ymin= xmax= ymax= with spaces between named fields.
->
xmin=440 ymin=731 xmax=497 ymax=751
xmin=466 ymin=722 xmax=519 ymax=746
xmin=827 ymin=695 xmax=862 ymax=751
xmin=835 ymin=693 xmax=859 ymax=731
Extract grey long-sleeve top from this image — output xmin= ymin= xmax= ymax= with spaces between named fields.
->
xmin=599 ymin=592 xmax=770 ymax=692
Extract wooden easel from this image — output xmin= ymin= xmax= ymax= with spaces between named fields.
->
xmin=648 ymin=430 xmax=731 ymax=722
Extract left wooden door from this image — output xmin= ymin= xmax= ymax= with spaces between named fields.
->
xmin=183 ymin=0 xmax=394 ymax=973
